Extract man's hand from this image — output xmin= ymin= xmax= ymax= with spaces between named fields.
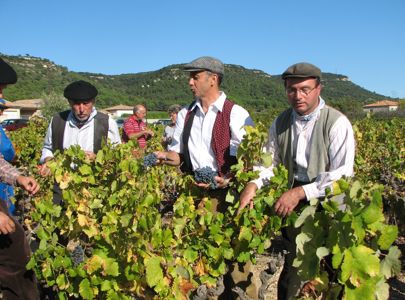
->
xmin=16 ymin=175 xmax=40 ymax=195
xmin=194 ymin=176 xmax=230 ymax=189
xmin=153 ymin=151 xmax=180 ymax=166
xmin=274 ymin=186 xmax=306 ymax=217
xmin=0 ymin=211 xmax=15 ymax=234
xmin=144 ymin=128 xmax=154 ymax=137
xmin=84 ymin=151 xmax=96 ymax=161
xmin=38 ymin=163 xmax=51 ymax=177
xmin=238 ymin=182 xmax=258 ymax=214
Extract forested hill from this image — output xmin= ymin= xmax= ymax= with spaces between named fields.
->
xmin=1 ymin=54 xmax=388 ymax=114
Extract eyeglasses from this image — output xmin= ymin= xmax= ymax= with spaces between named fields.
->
xmin=286 ymin=85 xmax=318 ymax=96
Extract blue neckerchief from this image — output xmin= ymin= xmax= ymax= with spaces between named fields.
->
xmin=293 ymin=98 xmax=325 ymax=122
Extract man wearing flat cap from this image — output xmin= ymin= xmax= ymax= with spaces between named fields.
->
xmin=154 ymin=56 xmax=255 ymax=298
xmin=39 ymin=80 xmax=121 ymax=202
xmin=0 ymin=57 xmax=41 ymax=299
xmin=239 ymin=62 xmax=355 ymax=299
xmin=155 ymin=56 xmax=253 ymax=188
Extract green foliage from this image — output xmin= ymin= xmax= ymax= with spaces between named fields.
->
xmin=354 ymin=117 xmax=405 ymax=233
xmin=41 ymin=91 xmax=70 ymax=121
xmin=20 ymin=127 xmax=291 ymax=299
xmin=1 ymin=54 xmax=391 ymax=118
xmin=9 ymin=116 xmax=48 ymax=173
xmin=8 ymin=113 xmax=402 ymax=299
xmin=292 ymin=181 xmax=400 ymax=300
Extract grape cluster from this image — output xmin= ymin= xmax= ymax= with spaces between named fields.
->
xmin=71 ymin=245 xmax=85 ymax=267
xmin=143 ymin=153 xmax=158 ymax=168
xmin=194 ymin=167 xmax=217 ymax=189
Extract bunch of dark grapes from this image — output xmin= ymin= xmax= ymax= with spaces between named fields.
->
xmin=71 ymin=245 xmax=85 ymax=267
xmin=194 ymin=167 xmax=217 ymax=189
xmin=143 ymin=153 xmax=158 ymax=168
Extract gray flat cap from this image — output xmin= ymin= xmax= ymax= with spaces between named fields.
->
xmin=183 ymin=56 xmax=224 ymax=75
xmin=282 ymin=62 xmax=321 ymax=80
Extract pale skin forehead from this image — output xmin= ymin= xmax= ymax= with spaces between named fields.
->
xmin=134 ymin=105 xmax=146 ymax=113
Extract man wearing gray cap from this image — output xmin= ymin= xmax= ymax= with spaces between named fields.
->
xmin=39 ymin=80 xmax=121 ymax=203
xmin=155 ymin=56 xmax=255 ymax=298
xmin=239 ymin=62 xmax=355 ymax=299
xmin=155 ymin=56 xmax=253 ymax=190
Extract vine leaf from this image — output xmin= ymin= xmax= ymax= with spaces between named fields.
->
xmin=380 ymin=246 xmax=401 ymax=278
xmin=145 ymin=256 xmax=164 ymax=288
xmin=79 ymin=278 xmax=94 ymax=300
xmin=341 ymin=245 xmax=380 ymax=287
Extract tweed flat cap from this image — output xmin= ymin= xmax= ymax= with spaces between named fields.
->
xmin=0 ymin=58 xmax=17 ymax=84
xmin=64 ymin=80 xmax=98 ymax=101
xmin=184 ymin=56 xmax=224 ymax=75
xmin=282 ymin=62 xmax=321 ymax=80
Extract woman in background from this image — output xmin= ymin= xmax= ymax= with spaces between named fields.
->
xmin=162 ymin=104 xmax=182 ymax=150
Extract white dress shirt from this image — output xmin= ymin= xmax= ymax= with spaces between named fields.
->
xmin=168 ymin=92 xmax=254 ymax=172
xmin=253 ymin=98 xmax=355 ymax=200
xmin=40 ymin=108 xmax=121 ymax=163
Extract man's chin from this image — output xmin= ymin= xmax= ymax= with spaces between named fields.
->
xmin=76 ymin=116 xmax=89 ymax=122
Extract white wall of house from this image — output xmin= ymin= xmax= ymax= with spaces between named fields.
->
xmin=114 ymin=110 xmax=133 ymax=118
xmin=0 ymin=109 xmax=20 ymax=122
xmin=363 ymin=106 xmax=398 ymax=113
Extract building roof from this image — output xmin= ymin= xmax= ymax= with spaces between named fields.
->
xmin=363 ymin=100 xmax=399 ymax=108
xmin=104 ymin=104 xmax=133 ymax=111
xmin=7 ymin=99 xmax=44 ymax=109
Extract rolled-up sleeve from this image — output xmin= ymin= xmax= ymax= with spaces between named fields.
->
xmin=0 ymin=154 xmax=21 ymax=185
xmin=40 ymin=120 xmax=54 ymax=164
xmin=108 ymin=117 xmax=122 ymax=145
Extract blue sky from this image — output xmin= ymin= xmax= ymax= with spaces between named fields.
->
xmin=2 ymin=0 xmax=405 ymax=98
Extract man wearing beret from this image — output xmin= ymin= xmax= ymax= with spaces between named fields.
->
xmin=155 ymin=56 xmax=255 ymax=299
xmin=239 ymin=62 xmax=355 ymax=299
xmin=39 ymin=80 xmax=121 ymax=202
xmin=0 ymin=57 xmax=41 ymax=299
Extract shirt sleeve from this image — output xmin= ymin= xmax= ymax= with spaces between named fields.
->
xmin=0 ymin=154 xmax=21 ymax=185
xmin=40 ymin=119 xmax=54 ymax=164
xmin=229 ymin=105 xmax=255 ymax=156
xmin=302 ymin=115 xmax=355 ymax=199
xmin=108 ymin=117 xmax=122 ymax=145
xmin=0 ymin=127 xmax=15 ymax=161
xmin=168 ymin=108 xmax=187 ymax=153
xmin=251 ymin=120 xmax=281 ymax=189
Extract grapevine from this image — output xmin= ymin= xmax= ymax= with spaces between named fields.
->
xmin=6 ymin=118 xmax=402 ymax=300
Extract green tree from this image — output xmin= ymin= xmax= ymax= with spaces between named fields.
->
xmin=41 ymin=91 xmax=69 ymax=120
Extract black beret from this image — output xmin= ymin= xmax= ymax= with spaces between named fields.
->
xmin=0 ymin=58 xmax=17 ymax=84
xmin=64 ymin=80 xmax=98 ymax=101
xmin=282 ymin=62 xmax=322 ymax=80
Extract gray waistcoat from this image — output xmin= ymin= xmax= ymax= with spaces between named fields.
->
xmin=275 ymin=105 xmax=342 ymax=186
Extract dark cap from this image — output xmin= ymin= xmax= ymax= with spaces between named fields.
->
xmin=183 ymin=56 xmax=224 ymax=75
xmin=64 ymin=80 xmax=98 ymax=101
xmin=0 ymin=58 xmax=17 ymax=84
xmin=282 ymin=62 xmax=321 ymax=80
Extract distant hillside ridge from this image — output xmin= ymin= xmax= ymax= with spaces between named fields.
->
xmin=1 ymin=53 xmax=389 ymax=114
